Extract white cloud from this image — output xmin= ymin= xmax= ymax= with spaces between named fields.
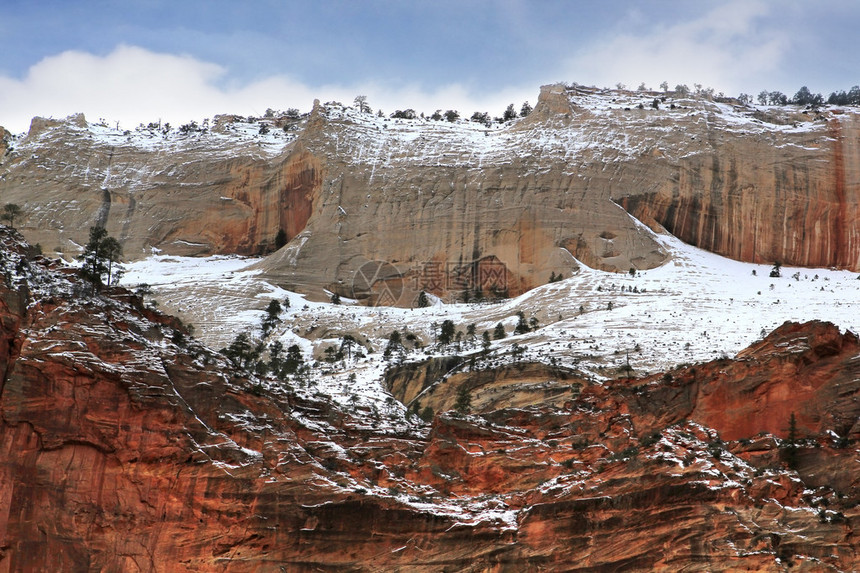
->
xmin=0 ymin=45 xmax=538 ymax=134
xmin=563 ymin=0 xmax=789 ymax=95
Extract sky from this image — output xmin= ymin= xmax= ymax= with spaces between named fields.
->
xmin=1 ymin=0 xmax=858 ymax=133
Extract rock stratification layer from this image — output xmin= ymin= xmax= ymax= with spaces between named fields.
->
xmin=1 ymin=85 xmax=859 ymax=301
xmin=0 ymin=228 xmax=858 ymax=571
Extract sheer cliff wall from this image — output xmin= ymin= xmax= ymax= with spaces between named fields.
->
xmin=1 ymin=85 xmax=857 ymax=301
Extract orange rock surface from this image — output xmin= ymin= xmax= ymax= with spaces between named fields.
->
xmin=0 ymin=228 xmax=858 ymax=571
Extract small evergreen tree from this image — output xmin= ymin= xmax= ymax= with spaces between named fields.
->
xmin=384 ymin=330 xmax=404 ymax=360
xmin=282 ymin=344 xmax=303 ymax=375
xmin=520 ymin=101 xmax=533 ymax=117
xmin=503 ymin=103 xmax=517 ymax=121
xmin=331 ymin=293 xmax=341 ymax=304
xmin=223 ymin=332 xmax=259 ymax=371
xmin=134 ymin=283 xmax=152 ymax=305
xmin=102 ymin=236 xmax=123 ymax=286
xmin=470 ymin=111 xmax=491 ymax=127
xmin=261 ymin=299 xmax=283 ymax=336
xmin=466 ymin=323 xmax=476 ymax=342
xmin=417 ymin=290 xmax=430 ymax=308
xmin=268 ymin=340 xmax=284 ymax=373
xmin=1 ymin=204 xmax=22 ymax=229
xmin=454 ymin=386 xmax=472 ymax=414
xmin=482 ymin=330 xmax=492 ymax=353
xmin=78 ymin=226 xmax=124 ymax=293
xmin=770 ymin=261 xmax=782 ymax=278
xmin=514 ymin=311 xmax=530 ymax=335
xmin=419 ymin=406 xmax=434 ymax=422
xmin=493 ymin=322 xmax=506 ymax=340
xmin=439 ymin=319 xmax=455 ymax=346
xmin=782 ymin=411 xmax=799 ymax=470
xmin=340 ymin=335 xmax=358 ymax=361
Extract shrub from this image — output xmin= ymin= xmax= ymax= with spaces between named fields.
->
xmin=417 ymin=290 xmax=430 ymax=308
xmin=390 ymin=109 xmax=416 ymax=120
xmin=493 ymin=323 xmax=506 ymax=340
xmin=470 ymin=111 xmax=492 ymax=127
xmin=769 ymin=262 xmax=782 ymax=278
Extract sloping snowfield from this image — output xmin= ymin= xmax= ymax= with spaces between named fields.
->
xmin=123 ymin=224 xmax=860 ymax=415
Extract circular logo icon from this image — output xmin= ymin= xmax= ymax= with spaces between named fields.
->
xmin=352 ymin=260 xmax=403 ymax=306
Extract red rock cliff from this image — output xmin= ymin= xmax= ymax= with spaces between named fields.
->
xmin=1 ymin=228 xmax=859 ymax=571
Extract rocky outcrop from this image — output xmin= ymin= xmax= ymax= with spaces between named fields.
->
xmin=3 ymin=87 xmax=858 ymax=302
xmin=0 ymin=228 xmax=858 ymax=571
xmin=0 ymin=114 xmax=314 ymax=258
xmin=385 ymin=358 xmax=584 ymax=413
xmin=619 ymin=110 xmax=860 ymax=270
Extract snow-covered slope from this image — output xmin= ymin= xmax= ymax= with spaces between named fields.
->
xmin=124 ymin=224 xmax=860 ymax=415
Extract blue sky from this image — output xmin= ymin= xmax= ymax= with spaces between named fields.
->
xmin=1 ymin=0 xmax=858 ymax=133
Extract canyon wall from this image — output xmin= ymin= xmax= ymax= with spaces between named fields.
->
xmin=0 ymin=228 xmax=858 ymax=571
xmin=1 ymin=86 xmax=858 ymax=301
xmin=0 ymin=116 xmax=317 ymax=258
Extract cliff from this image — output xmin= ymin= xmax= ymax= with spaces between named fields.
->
xmin=0 ymin=227 xmax=858 ymax=571
xmin=1 ymin=86 xmax=858 ymax=302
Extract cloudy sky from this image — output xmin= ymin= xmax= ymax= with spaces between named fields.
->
xmin=1 ymin=0 xmax=858 ymax=133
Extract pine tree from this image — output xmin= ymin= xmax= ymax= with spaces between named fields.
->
xmin=494 ymin=323 xmax=506 ymax=340
xmin=282 ymin=344 xmax=303 ymax=375
xmin=1 ymin=204 xmax=22 ymax=229
xmin=783 ymin=411 xmax=799 ymax=470
xmin=454 ymin=386 xmax=472 ymax=414
xmin=223 ymin=332 xmax=259 ymax=371
xmin=417 ymin=290 xmax=430 ymax=308
xmin=514 ymin=311 xmax=530 ymax=335
xmin=770 ymin=261 xmax=782 ymax=278
xmin=261 ymin=299 xmax=283 ymax=335
xmin=439 ymin=320 xmax=455 ymax=346
xmin=520 ymin=101 xmax=533 ymax=117
xmin=482 ymin=331 xmax=492 ymax=353
xmin=78 ymin=226 xmax=124 ymax=293
xmin=466 ymin=323 xmax=476 ymax=342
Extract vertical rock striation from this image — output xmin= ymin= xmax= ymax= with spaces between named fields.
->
xmin=1 ymin=86 xmax=859 ymax=301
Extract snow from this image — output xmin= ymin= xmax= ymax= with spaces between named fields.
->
xmin=121 ymin=219 xmax=860 ymax=421
xmin=305 ymin=89 xmax=839 ymax=184
xmin=62 ymin=91 xmax=860 ymax=430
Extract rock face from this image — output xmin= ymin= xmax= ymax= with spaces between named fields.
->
xmin=0 ymin=228 xmax=858 ymax=571
xmin=2 ymin=86 xmax=859 ymax=302
xmin=385 ymin=358 xmax=584 ymax=413
xmin=620 ymin=110 xmax=860 ymax=271
xmin=0 ymin=115 xmax=315 ymax=258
